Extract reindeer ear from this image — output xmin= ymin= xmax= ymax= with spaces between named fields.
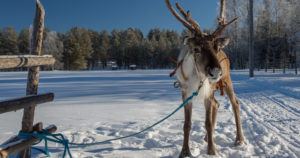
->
xmin=216 ymin=37 xmax=230 ymax=48
xmin=183 ymin=36 xmax=191 ymax=45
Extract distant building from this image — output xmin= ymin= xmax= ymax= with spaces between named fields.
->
xmin=129 ymin=64 xmax=136 ymax=70
xmin=95 ymin=61 xmax=118 ymax=70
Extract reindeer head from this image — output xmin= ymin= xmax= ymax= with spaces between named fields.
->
xmin=165 ymin=0 xmax=237 ymax=83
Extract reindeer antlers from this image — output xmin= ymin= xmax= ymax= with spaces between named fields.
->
xmin=165 ymin=0 xmax=238 ymax=39
xmin=175 ymin=3 xmax=202 ymax=36
xmin=213 ymin=18 xmax=238 ymax=38
xmin=213 ymin=0 xmax=238 ymax=38
xmin=165 ymin=0 xmax=203 ymax=37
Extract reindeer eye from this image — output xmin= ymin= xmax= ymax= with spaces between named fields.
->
xmin=194 ymin=47 xmax=201 ymax=53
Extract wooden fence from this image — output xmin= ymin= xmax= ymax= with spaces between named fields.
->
xmin=0 ymin=0 xmax=57 ymax=157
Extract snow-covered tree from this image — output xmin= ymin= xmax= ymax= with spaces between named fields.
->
xmin=42 ymin=31 xmax=64 ymax=70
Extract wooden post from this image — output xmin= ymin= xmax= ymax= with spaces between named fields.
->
xmin=0 ymin=93 xmax=54 ymax=114
xmin=19 ymin=0 xmax=45 ymax=157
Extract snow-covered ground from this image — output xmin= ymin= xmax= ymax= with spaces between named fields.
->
xmin=0 ymin=70 xmax=299 ymax=158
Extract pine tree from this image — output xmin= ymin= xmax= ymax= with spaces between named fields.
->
xmin=88 ymin=29 xmax=101 ymax=69
xmin=147 ymin=28 xmax=161 ymax=41
xmin=167 ymin=30 xmax=181 ymax=68
xmin=140 ymin=39 xmax=154 ymax=69
xmin=17 ymin=28 xmax=30 ymax=55
xmin=99 ymin=30 xmax=110 ymax=68
xmin=120 ymin=28 xmax=138 ymax=68
xmin=1 ymin=26 xmax=18 ymax=55
xmin=110 ymin=29 xmax=121 ymax=67
xmin=63 ymin=27 xmax=93 ymax=70
xmin=134 ymin=28 xmax=143 ymax=42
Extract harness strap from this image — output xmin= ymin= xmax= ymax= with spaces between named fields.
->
xmin=168 ymin=56 xmax=188 ymax=81
xmin=168 ymin=55 xmax=177 ymax=63
xmin=169 ymin=59 xmax=183 ymax=77
xmin=219 ymin=57 xmax=229 ymax=64
xmin=217 ymin=80 xmax=224 ymax=96
xmin=180 ymin=64 xmax=188 ymax=81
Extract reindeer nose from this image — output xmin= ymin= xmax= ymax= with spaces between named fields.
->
xmin=208 ymin=68 xmax=222 ymax=79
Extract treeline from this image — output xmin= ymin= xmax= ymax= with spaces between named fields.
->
xmin=0 ymin=26 xmax=186 ymax=70
xmin=223 ymin=0 xmax=299 ymax=72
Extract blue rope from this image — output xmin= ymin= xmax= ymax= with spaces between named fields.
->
xmin=18 ymin=87 xmax=201 ymax=158
xmin=19 ymin=130 xmax=72 ymax=158
xmin=70 ymin=90 xmax=199 ymax=147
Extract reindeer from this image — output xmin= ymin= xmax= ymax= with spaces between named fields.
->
xmin=165 ymin=0 xmax=246 ymax=156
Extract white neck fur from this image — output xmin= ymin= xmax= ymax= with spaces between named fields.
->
xmin=175 ymin=48 xmax=211 ymax=99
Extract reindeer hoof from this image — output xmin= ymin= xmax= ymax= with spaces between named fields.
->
xmin=206 ymin=148 xmax=217 ymax=155
xmin=206 ymin=144 xmax=217 ymax=155
xmin=234 ymin=137 xmax=247 ymax=146
xmin=179 ymin=148 xmax=192 ymax=158
xmin=206 ymin=147 xmax=217 ymax=155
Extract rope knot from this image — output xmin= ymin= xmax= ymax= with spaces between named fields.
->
xmin=17 ymin=130 xmax=72 ymax=158
xmin=192 ymin=92 xmax=198 ymax=96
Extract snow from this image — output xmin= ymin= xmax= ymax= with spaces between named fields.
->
xmin=0 ymin=70 xmax=299 ymax=158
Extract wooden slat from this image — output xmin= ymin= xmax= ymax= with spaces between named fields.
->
xmin=0 ymin=55 xmax=55 ymax=69
xmin=0 ymin=125 xmax=57 ymax=158
xmin=0 ymin=93 xmax=54 ymax=115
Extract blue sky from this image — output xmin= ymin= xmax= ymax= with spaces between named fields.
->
xmin=0 ymin=0 xmax=220 ymax=36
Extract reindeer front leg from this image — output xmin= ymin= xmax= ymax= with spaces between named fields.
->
xmin=179 ymin=93 xmax=192 ymax=158
xmin=204 ymin=96 xmax=219 ymax=142
xmin=204 ymin=97 xmax=217 ymax=155
xmin=225 ymin=78 xmax=246 ymax=145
